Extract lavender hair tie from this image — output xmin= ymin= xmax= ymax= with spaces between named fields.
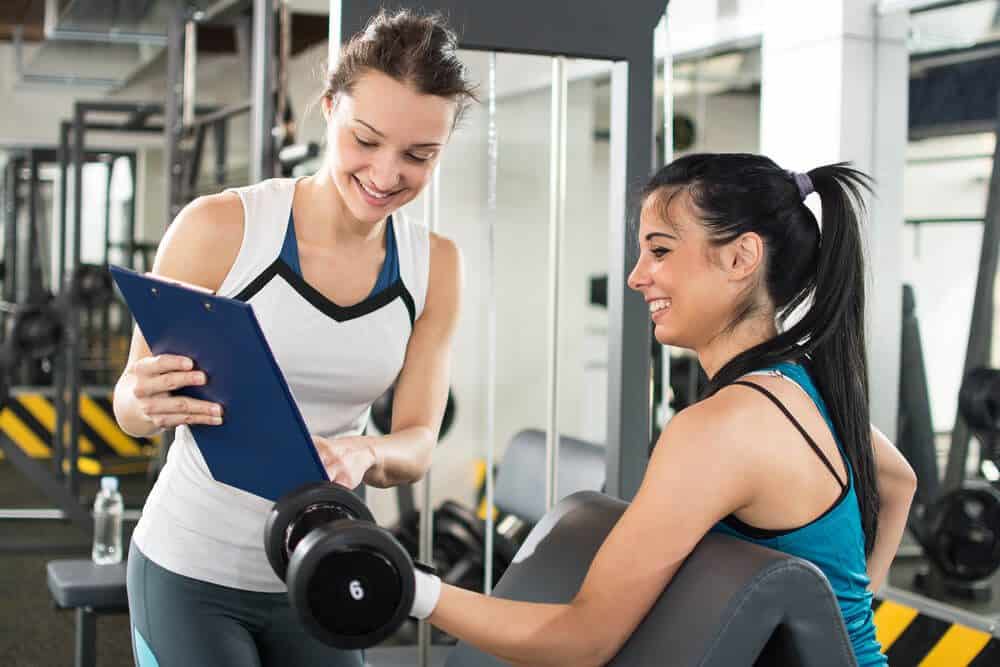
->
xmin=790 ymin=171 xmax=814 ymax=200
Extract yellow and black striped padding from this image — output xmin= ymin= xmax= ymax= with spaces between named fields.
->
xmin=873 ymin=597 xmax=1000 ymax=666
xmin=0 ymin=392 xmax=158 ymax=476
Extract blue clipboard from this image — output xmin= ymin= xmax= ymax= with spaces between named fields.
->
xmin=110 ymin=265 xmax=328 ymax=501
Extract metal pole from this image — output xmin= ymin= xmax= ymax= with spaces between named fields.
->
xmin=250 ymin=0 xmax=276 ymax=183
xmin=54 ymin=122 xmax=70 ymax=478
xmin=27 ymin=151 xmax=41 ymax=303
xmin=102 ymin=163 xmax=113 ymax=383
xmin=418 ymin=166 xmax=440 ymax=665
xmin=606 ymin=49 xmax=655 ymax=501
xmin=545 ymin=57 xmax=568 ymax=512
xmin=659 ymin=11 xmax=674 ymax=431
xmin=277 ymin=0 xmax=291 ymax=149
xmin=945 ymin=94 xmax=1000 ymax=491
xmin=328 ymin=0 xmax=342 ymax=69
xmin=2 ymin=160 xmax=15 ymax=304
xmin=67 ymin=102 xmax=84 ymax=498
xmin=165 ymin=0 xmax=185 ymax=222
xmin=483 ymin=51 xmax=498 ymax=595
xmin=183 ymin=19 xmax=197 ymax=128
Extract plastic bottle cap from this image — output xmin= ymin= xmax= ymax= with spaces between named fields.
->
xmin=101 ymin=476 xmax=119 ymax=493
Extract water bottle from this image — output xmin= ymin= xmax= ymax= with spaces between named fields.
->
xmin=92 ymin=476 xmax=123 ymax=565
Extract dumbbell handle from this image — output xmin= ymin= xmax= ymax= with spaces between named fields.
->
xmin=411 ymin=567 xmax=442 ymax=620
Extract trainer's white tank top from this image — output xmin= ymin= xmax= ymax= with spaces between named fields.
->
xmin=132 ymin=178 xmax=430 ymax=591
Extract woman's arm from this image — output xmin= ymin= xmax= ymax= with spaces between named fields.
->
xmin=364 ymin=233 xmax=463 ymax=488
xmin=866 ymin=425 xmax=917 ymax=593
xmin=425 ymin=400 xmax=756 ymax=667
xmin=112 ymin=193 xmax=244 ymax=437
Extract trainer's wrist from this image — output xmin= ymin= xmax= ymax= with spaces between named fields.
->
xmin=410 ymin=567 xmax=442 ymax=620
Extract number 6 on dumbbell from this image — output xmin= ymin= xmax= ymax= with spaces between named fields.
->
xmin=264 ymin=482 xmax=427 ymax=649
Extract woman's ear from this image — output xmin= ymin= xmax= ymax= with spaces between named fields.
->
xmin=321 ymin=95 xmax=335 ymax=121
xmin=721 ymin=232 xmax=764 ymax=281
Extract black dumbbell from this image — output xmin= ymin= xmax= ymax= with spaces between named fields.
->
xmin=264 ymin=482 xmax=421 ymax=650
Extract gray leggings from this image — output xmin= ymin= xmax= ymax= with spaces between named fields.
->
xmin=126 ymin=543 xmax=363 ymax=667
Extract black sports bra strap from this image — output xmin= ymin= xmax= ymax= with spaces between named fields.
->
xmin=730 ymin=380 xmax=847 ymax=490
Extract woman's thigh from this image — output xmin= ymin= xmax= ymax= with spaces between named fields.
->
xmin=126 ymin=544 xmax=263 ymax=667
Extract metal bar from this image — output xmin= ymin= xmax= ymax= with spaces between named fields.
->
xmin=250 ymin=0 xmax=277 ymax=183
xmin=78 ymin=123 xmax=166 ymax=134
xmin=483 ymin=51 xmax=498 ymax=596
xmin=944 ymin=93 xmax=1000 ymax=491
xmin=605 ymin=49 xmax=656 ymax=501
xmin=545 ymin=57 xmax=568 ymax=512
xmin=165 ymin=0 xmax=186 ymax=222
xmin=27 ymin=151 xmax=42 ymax=301
xmin=0 ymin=434 xmax=93 ymax=531
xmin=214 ymin=121 xmax=229 ymax=186
xmin=185 ymin=102 xmax=252 ymax=131
xmin=102 ymin=163 xmax=113 ymax=384
xmin=905 ymin=217 xmax=984 ymax=225
xmin=187 ymin=124 xmax=208 ymax=200
xmin=54 ymin=122 xmax=70 ymax=477
xmin=183 ymin=19 xmax=198 ymax=128
xmin=0 ymin=509 xmax=142 ymax=521
xmin=328 ymin=0 xmax=343 ymax=69
xmin=44 ymin=28 xmax=168 ymax=47
xmin=8 ymin=157 xmax=22 ymax=304
xmin=906 ymin=154 xmax=993 ymax=165
xmin=1 ymin=161 xmax=13 ymax=304
xmin=67 ymin=103 xmax=84 ymax=499
xmin=878 ymin=585 xmax=1000 ymax=636
xmin=658 ymin=9 xmax=674 ymax=431
xmin=878 ymin=0 xmax=979 ymax=15
xmin=277 ymin=0 xmax=291 ymax=148
xmin=75 ymin=608 xmax=96 ymax=667
xmin=418 ymin=166 xmax=440 ymax=667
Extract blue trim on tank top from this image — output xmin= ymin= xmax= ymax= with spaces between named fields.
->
xmin=280 ymin=213 xmax=399 ymax=298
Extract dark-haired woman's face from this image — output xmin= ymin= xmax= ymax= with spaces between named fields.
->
xmin=324 ymin=70 xmax=454 ymax=224
xmin=627 ymin=191 xmax=739 ymax=349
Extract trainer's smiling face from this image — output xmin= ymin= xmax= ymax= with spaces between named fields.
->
xmin=322 ymin=70 xmax=455 ymax=225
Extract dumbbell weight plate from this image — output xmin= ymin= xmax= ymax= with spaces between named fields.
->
xmin=287 ymin=520 xmax=415 ymax=650
xmin=265 ymin=482 xmax=375 ymax=581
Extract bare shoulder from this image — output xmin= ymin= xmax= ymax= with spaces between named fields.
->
xmin=424 ymin=231 xmax=462 ymax=311
xmin=152 ymin=192 xmax=244 ymax=291
xmin=428 ymin=231 xmax=461 ymax=273
xmin=657 ymin=386 xmax=771 ymax=466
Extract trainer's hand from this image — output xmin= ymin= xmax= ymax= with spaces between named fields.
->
xmin=313 ymin=435 xmax=380 ymax=488
xmin=124 ymin=354 xmax=223 ymax=430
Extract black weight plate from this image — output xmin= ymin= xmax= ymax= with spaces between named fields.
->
xmin=287 ymin=520 xmax=415 ymax=650
xmin=264 ymin=482 xmax=374 ymax=581
xmin=959 ymin=368 xmax=1000 ymax=432
xmin=926 ymin=485 xmax=1000 ymax=582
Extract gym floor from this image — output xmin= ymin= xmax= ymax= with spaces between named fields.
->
xmin=0 ymin=463 xmax=145 ymax=666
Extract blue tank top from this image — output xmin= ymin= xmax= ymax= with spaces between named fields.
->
xmin=280 ymin=212 xmax=400 ymax=295
xmin=710 ymin=362 xmax=886 ymax=666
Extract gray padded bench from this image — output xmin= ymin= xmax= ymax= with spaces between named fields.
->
xmin=47 ymin=559 xmax=128 ymax=667
xmin=370 ymin=491 xmax=858 ymax=667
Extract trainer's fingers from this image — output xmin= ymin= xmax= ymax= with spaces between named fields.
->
xmin=142 ymin=395 xmax=222 ymax=417
xmin=134 ymin=354 xmax=195 ymax=376
xmin=146 ymin=413 xmax=223 ymax=429
xmin=133 ymin=370 xmax=207 ymax=398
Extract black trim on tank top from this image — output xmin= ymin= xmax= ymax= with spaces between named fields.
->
xmin=720 ymin=379 xmax=851 ymax=540
xmin=234 ymin=258 xmax=416 ymax=328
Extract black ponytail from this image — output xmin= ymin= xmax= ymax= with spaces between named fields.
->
xmin=644 ymin=154 xmax=878 ymax=555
